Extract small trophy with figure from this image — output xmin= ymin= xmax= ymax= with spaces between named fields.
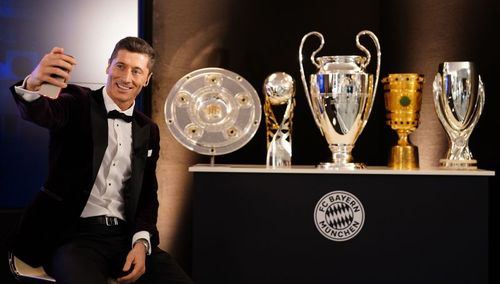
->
xmin=263 ymin=72 xmax=296 ymax=168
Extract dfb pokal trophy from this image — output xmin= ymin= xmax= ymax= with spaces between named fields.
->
xmin=433 ymin=61 xmax=485 ymax=169
xmin=263 ymin=72 xmax=296 ymax=168
xmin=299 ymin=30 xmax=381 ymax=169
xmin=382 ymin=73 xmax=424 ymax=169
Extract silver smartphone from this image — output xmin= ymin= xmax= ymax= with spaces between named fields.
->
xmin=39 ymin=56 xmax=73 ymax=99
xmin=39 ymin=77 xmax=63 ymax=99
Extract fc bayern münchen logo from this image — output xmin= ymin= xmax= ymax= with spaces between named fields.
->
xmin=314 ymin=190 xmax=365 ymax=241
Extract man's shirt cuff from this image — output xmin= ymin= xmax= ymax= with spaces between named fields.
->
xmin=132 ymin=231 xmax=152 ymax=255
xmin=14 ymin=75 xmax=41 ymax=102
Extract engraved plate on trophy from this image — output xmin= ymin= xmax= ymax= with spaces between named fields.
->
xmin=164 ymin=68 xmax=262 ymax=163
xmin=382 ymin=73 xmax=424 ymax=169
xmin=263 ymin=72 xmax=296 ymax=168
xmin=299 ymin=30 xmax=381 ymax=169
xmin=432 ymin=61 xmax=485 ymax=169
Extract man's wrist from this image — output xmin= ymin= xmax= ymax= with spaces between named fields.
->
xmin=132 ymin=231 xmax=151 ymax=255
xmin=14 ymin=75 xmax=42 ymax=102
xmin=134 ymin=238 xmax=150 ymax=254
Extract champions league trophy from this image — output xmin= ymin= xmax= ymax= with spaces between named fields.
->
xmin=299 ymin=30 xmax=381 ymax=169
xmin=382 ymin=73 xmax=424 ymax=169
xmin=263 ymin=72 xmax=296 ymax=168
xmin=433 ymin=61 xmax=485 ymax=169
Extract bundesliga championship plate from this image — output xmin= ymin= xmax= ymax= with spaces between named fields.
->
xmin=164 ymin=67 xmax=262 ymax=156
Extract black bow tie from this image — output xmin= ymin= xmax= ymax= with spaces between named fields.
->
xmin=107 ymin=110 xmax=133 ymax=123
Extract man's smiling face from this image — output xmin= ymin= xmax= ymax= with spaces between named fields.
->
xmin=105 ymin=49 xmax=151 ymax=110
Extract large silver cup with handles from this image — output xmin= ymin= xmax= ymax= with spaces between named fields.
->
xmin=432 ymin=61 xmax=485 ymax=169
xmin=299 ymin=30 xmax=381 ymax=169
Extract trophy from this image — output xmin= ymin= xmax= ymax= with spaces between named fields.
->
xmin=299 ymin=30 xmax=381 ymax=169
xmin=164 ymin=67 xmax=262 ymax=165
xmin=433 ymin=61 xmax=485 ymax=169
xmin=263 ymin=72 xmax=296 ymax=168
xmin=382 ymin=73 xmax=424 ymax=169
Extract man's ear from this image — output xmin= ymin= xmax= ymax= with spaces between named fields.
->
xmin=144 ymin=72 xmax=153 ymax=87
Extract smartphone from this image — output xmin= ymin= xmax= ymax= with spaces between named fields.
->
xmin=39 ymin=54 xmax=73 ymax=99
xmin=39 ymin=73 xmax=66 ymax=99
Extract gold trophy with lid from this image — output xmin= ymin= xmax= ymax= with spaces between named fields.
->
xmin=382 ymin=73 xmax=424 ymax=169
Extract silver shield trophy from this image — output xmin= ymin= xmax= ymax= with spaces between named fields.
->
xmin=164 ymin=68 xmax=262 ymax=165
xmin=299 ymin=30 xmax=381 ymax=169
xmin=432 ymin=61 xmax=485 ymax=169
xmin=263 ymin=72 xmax=296 ymax=168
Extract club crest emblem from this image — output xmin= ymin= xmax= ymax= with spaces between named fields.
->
xmin=314 ymin=190 xmax=365 ymax=241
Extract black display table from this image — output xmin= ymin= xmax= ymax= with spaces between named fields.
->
xmin=189 ymin=164 xmax=494 ymax=284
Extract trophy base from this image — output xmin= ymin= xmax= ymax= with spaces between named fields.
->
xmin=389 ymin=145 xmax=419 ymax=170
xmin=439 ymin=159 xmax=477 ymax=169
xmin=317 ymin=162 xmax=366 ymax=170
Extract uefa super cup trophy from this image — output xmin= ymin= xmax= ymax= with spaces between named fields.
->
xmin=299 ymin=30 xmax=381 ymax=169
xmin=382 ymin=73 xmax=424 ymax=169
xmin=433 ymin=61 xmax=485 ymax=169
xmin=263 ymin=72 xmax=296 ymax=168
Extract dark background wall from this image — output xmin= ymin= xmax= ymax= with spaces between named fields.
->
xmin=1 ymin=0 xmax=497 ymax=283
xmin=152 ymin=0 xmax=498 ymax=171
xmin=152 ymin=0 xmax=497 ymax=281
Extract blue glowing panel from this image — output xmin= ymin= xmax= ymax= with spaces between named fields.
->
xmin=0 ymin=0 xmax=138 ymax=208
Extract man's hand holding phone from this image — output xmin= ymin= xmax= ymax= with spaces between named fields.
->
xmin=27 ymin=47 xmax=77 ymax=99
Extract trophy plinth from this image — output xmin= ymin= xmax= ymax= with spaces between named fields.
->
xmin=439 ymin=158 xmax=477 ymax=169
xmin=433 ymin=61 xmax=484 ymax=170
xmin=299 ymin=30 xmax=381 ymax=170
xmin=389 ymin=144 xmax=418 ymax=169
xmin=263 ymin=72 xmax=296 ymax=168
xmin=319 ymin=144 xmax=365 ymax=170
xmin=382 ymin=73 xmax=423 ymax=170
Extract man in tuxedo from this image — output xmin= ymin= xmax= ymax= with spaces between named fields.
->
xmin=9 ymin=37 xmax=193 ymax=284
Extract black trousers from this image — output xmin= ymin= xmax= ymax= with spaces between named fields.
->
xmin=43 ymin=220 xmax=193 ymax=284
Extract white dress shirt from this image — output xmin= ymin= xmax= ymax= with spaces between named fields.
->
xmin=80 ymin=88 xmax=133 ymax=221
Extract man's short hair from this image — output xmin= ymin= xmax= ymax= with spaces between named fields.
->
xmin=109 ymin=37 xmax=156 ymax=71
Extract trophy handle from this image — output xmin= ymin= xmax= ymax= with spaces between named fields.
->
xmin=299 ymin=31 xmax=325 ymax=132
xmin=432 ymin=73 xmax=456 ymax=136
xmin=356 ymin=30 xmax=381 ymax=120
xmin=469 ymin=75 xmax=485 ymax=131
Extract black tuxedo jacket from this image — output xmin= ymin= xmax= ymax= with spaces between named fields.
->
xmin=9 ymin=83 xmax=161 ymax=267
